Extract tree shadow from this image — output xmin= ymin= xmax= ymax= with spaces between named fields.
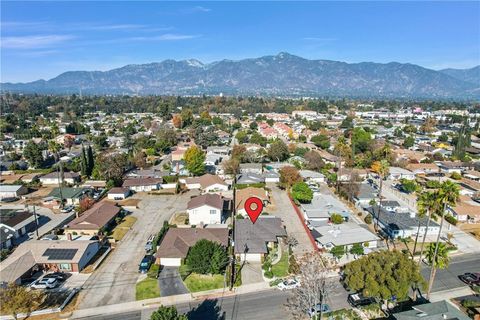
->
xmin=186 ymin=299 xmax=226 ymax=320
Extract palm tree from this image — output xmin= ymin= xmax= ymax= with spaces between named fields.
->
xmin=415 ymin=191 xmax=438 ymax=264
xmin=371 ymin=160 xmax=390 ymax=232
xmin=426 ymin=181 xmax=459 ymax=300
xmin=425 ymin=242 xmax=450 ymax=293
xmin=48 ymin=140 xmax=61 ymax=162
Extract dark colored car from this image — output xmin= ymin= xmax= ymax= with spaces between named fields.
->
xmin=139 ymin=255 xmax=153 ymax=273
xmin=459 ymin=272 xmax=480 ymax=286
xmin=347 ymin=293 xmax=376 ymax=307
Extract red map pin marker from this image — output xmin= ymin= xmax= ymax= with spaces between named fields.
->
xmin=244 ymin=197 xmax=263 ymax=224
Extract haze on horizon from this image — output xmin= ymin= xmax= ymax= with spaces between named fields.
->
xmin=1 ymin=1 xmax=479 ymax=83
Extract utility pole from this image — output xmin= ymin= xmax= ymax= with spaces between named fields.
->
xmin=33 ymin=205 xmax=39 ymax=239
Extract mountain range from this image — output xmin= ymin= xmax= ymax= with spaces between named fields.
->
xmin=2 ymin=52 xmax=479 ymax=99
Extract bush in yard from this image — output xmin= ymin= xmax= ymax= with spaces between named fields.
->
xmin=185 ymin=239 xmax=228 ymax=274
xmin=150 ymin=305 xmax=187 ymax=320
xmin=450 ymin=172 xmax=462 ymax=180
xmin=330 ymin=213 xmax=344 ymax=224
xmin=264 ymin=270 xmax=274 ymax=278
xmin=445 ymin=215 xmax=457 ymax=226
xmin=291 ymin=182 xmax=313 ymax=203
xmin=349 ymin=243 xmax=364 ymax=256
xmin=262 ymin=260 xmax=272 ymax=271
xmin=330 ymin=245 xmax=345 ymax=260
xmin=364 ymin=214 xmax=373 ymax=224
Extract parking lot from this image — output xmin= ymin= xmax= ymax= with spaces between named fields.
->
xmin=77 ymin=191 xmax=198 ymax=308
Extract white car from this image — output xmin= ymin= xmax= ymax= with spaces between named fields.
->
xmin=277 ymin=278 xmax=300 ymax=290
xmin=30 ymin=277 xmax=58 ymax=289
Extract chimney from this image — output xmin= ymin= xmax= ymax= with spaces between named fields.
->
xmin=67 ymin=233 xmax=72 ymax=241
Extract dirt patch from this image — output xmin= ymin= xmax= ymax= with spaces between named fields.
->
xmin=170 ymin=212 xmax=188 ymax=225
xmin=458 ymin=223 xmax=480 ymax=241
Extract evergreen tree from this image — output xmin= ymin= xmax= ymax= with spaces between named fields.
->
xmin=80 ymin=146 xmax=88 ymax=176
xmin=86 ymin=145 xmax=94 ymax=177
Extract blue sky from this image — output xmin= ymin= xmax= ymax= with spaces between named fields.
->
xmin=1 ymin=1 xmax=479 ymax=82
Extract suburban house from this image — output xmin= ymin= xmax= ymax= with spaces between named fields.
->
xmin=0 ymin=184 xmax=28 ymax=200
xmin=367 ymin=206 xmax=440 ymax=239
xmin=405 ymin=163 xmax=440 ymax=175
xmin=234 ymin=217 xmax=287 ymax=262
xmin=263 ymin=171 xmax=280 ymax=183
xmin=186 ymin=194 xmax=231 ymax=225
xmin=239 ymin=163 xmax=263 ymax=174
xmin=0 ymin=209 xmax=37 ymax=245
xmin=337 ymin=168 xmax=368 ymax=182
xmin=107 ymin=187 xmax=131 ymax=200
xmin=235 ymin=187 xmax=269 ymax=216
xmin=299 ymin=170 xmax=326 ymax=183
xmin=236 ymin=173 xmax=265 ymax=185
xmin=354 ymin=183 xmax=377 ymax=207
xmin=301 ymin=192 xmax=351 ymax=227
xmin=47 ymin=187 xmax=87 ymax=206
xmin=183 ymin=174 xmax=229 ymax=192
xmin=0 ymin=239 xmax=101 ymax=284
xmin=311 ymin=222 xmax=380 ymax=251
xmin=436 ymin=161 xmax=467 ymax=174
xmin=65 ymin=202 xmax=121 ymax=236
xmin=39 ymin=172 xmax=81 ymax=185
xmin=388 ymin=167 xmax=415 ymax=180
xmin=155 ymin=227 xmax=229 ymax=266
xmin=391 ymin=301 xmax=470 ymax=320
xmin=122 ymin=177 xmax=163 ymax=192
xmin=448 ymin=198 xmax=480 ymax=223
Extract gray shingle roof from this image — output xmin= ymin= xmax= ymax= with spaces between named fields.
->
xmin=234 ymin=217 xmax=286 ymax=254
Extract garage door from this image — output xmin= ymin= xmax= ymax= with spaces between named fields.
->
xmin=160 ymin=258 xmax=181 ymax=266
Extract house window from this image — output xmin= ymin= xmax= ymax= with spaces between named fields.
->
xmin=210 ymin=210 xmax=216 ymax=215
xmin=59 ymin=263 xmax=71 ymax=271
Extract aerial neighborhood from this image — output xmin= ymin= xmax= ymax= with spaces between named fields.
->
xmin=0 ymin=94 xmax=479 ymax=319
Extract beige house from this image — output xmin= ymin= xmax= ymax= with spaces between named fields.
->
xmin=66 ymin=202 xmax=121 ymax=236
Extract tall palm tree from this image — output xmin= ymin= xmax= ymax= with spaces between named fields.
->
xmin=425 ymin=242 xmax=450 ymax=294
xmin=415 ymin=191 xmax=438 ymax=264
xmin=371 ymin=160 xmax=390 ymax=232
xmin=426 ymin=181 xmax=459 ymax=300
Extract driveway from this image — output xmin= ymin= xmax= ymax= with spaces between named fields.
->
xmin=268 ymin=184 xmax=315 ymax=255
xmin=77 ymin=191 xmax=197 ymax=308
xmin=158 ymin=267 xmax=188 ymax=297
xmin=240 ymin=262 xmax=264 ymax=285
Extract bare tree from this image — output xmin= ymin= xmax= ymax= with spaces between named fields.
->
xmin=286 ymin=253 xmax=336 ymax=320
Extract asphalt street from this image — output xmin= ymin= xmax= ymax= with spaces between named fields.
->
xmin=421 ymin=252 xmax=480 ymax=293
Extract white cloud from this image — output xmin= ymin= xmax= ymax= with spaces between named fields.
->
xmin=126 ymin=33 xmax=201 ymax=41
xmin=192 ymin=6 xmax=211 ymax=12
xmin=1 ymin=35 xmax=74 ymax=49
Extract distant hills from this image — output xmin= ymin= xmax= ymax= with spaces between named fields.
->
xmin=1 ymin=52 xmax=479 ymax=99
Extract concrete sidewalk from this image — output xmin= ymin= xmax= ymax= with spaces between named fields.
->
xmin=69 ymin=282 xmax=272 ymax=319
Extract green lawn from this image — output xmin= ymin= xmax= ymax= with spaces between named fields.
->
xmin=271 ymin=248 xmax=289 ymax=278
xmin=135 ymin=277 xmax=160 ymax=300
xmin=183 ymin=273 xmax=225 ymax=292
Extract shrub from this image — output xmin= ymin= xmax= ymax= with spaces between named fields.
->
xmin=264 ymin=270 xmax=274 ymax=278
xmin=450 ymin=172 xmax=462 ymax=180
xmin=330 ymin=213 xmax=344 ymax=224
xmin=185 ymin=239 xmax=228 ymax=274
xmin=462 ymin=299 xmax=480 ymax=308
xmin=288 ymin=255 xmax=299 ymax=274
xmin=445 ymin=215 xmax=457 ymax=226
xmin=364 ymin=214 xmax=373 ymax=224
xmin=236 ymin=214 xmax=244 ymax=219
xmin=291 ymin=182 xmax=313 ymax=203
xmin=262 ymin=261 xmax=272 ymax=271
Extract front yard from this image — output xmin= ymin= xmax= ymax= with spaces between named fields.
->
xmin=135 ymin=264 xmax=160 ymax=300
xmin=271 ymin=248 xmax=289 ymax=277
xmin=183 ymin=273 xmax=225 ymax=292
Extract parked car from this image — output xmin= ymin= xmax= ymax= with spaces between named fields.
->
xmin=139 ymin=255 xmax=153 ymax=273
xmin=43 ymin=272 xmax=69 ymax=282
xmin=144 ymin=234 xmax=155 ymax=252
xmin=459 ymin=272 xmax=480 ymax=286
xmin=30 ymin=277 xmax=58 ymax=289
xmin=307 ymin=303 xmax=331 ymax=317
xmin=277 ymin=278 xmax=300 ymax=290
xmin=347 ymin=293 xmax=376 ymax=307
xmin=61 ymin=205 xmax=74 ymax=213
